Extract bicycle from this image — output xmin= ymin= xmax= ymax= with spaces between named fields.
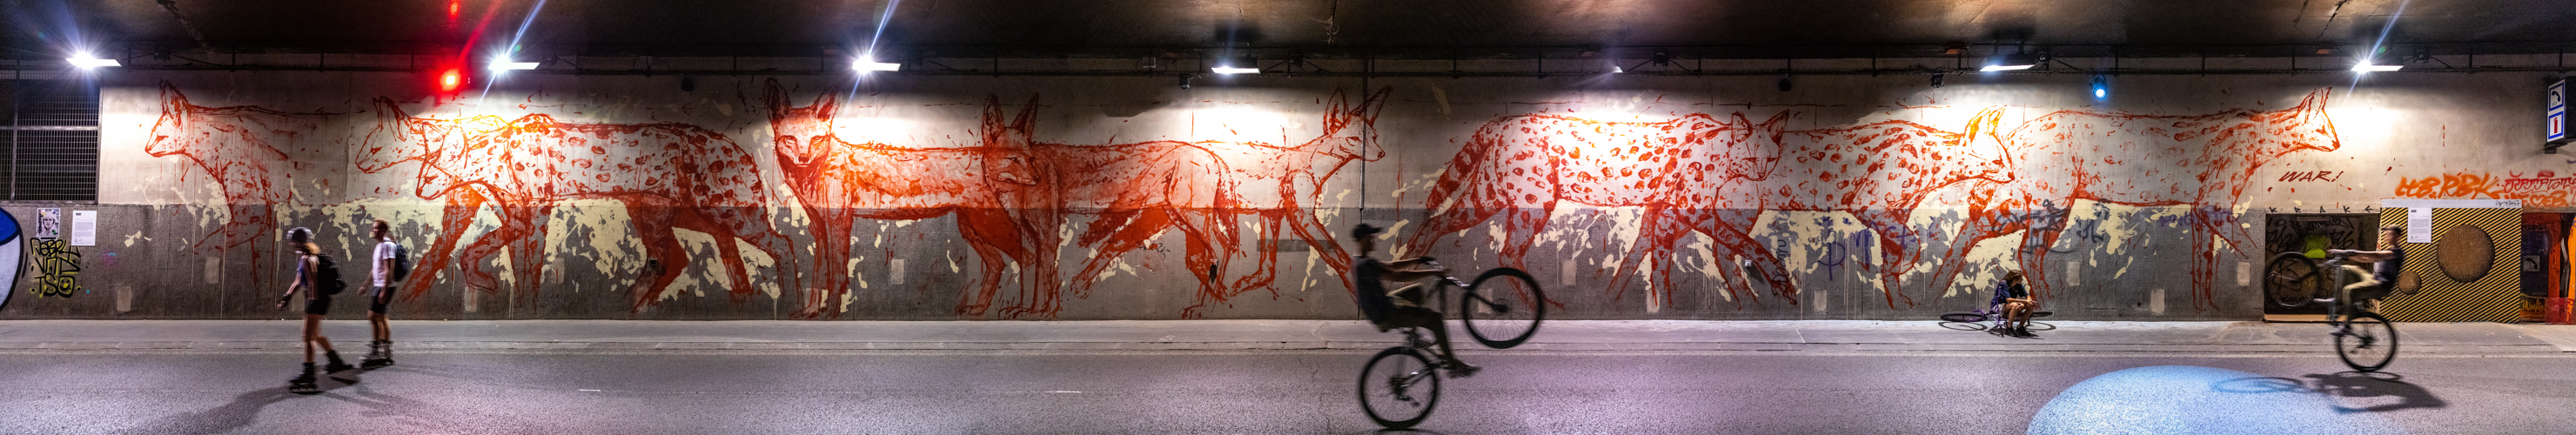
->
xmin=1357 ymin=259 xmax=1545 ymax=429
xmin=2264 ymin=251 xmax=2399 ymax=372
xmin=1937 ymin=303 xmax=2054 ymax=331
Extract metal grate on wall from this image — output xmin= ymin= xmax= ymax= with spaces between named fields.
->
xmin=0 ymin=79 xmax=100 ymax=202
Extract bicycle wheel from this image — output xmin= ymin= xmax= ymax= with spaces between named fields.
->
xmin=2265 ymin=252 xmax=2324 ymax=308
xmin=1358 ymin=346 xmax=1441 ymax=429
xmin=2336 ymin=311 xmax=2398 ymax=372
xmin=1460 ymin=267 xmax=1546 ymax=349
xmin=1938 ymin=311 xmax=1989 ymax=324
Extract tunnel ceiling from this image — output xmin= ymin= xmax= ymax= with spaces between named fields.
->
xmin=8 ymin=0 xmax=2576 ymax=59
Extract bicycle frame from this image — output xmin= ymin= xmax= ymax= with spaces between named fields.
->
xmin=2311 ymin=255 xmax=2373 ymax=331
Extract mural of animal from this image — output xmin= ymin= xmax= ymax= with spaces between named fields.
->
xmin=1197 ymin=88 xmax=1392 ymax=311
xmin=144 ymin=83 xmax=329 ymax=289
xmin=1610 ymin=110 xmax=2015 ymax=309
xmin=359 ymin=98 xmax=800 ymax=312
xmin=1920 ymin=89 xmax=2342 ymax=311
xmin=1399 ymin=109 xmax=1783 ymax=304
xmin=970 ymin=95 xmax=1244 ymax=318
xmin=764 ymin=83 xmax=1061 ymax=318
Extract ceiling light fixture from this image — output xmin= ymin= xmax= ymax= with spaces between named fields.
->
xmin=488 ymin=57 xmax=540 ymax=71
xmin=2351 ymin=61 xmax=2401 ymax=72
xmin=68 ymin=54 xmax=119 ymax=69
xmin=1211 ymin=56 xmax=1260 ymax=74
xmin=1981 ymin=53 xmax=2038 ymax=71
xmin=854 ymin=54 xmax=902 ymax=72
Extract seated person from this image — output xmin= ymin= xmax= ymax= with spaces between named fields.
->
xmin=1348 ymin=224 xmax=1478 ymax=378
xmin=1990 ymin=271 xmax=2036 ymax=335
xmin=2327 ymin=225 xmax=2410 ymax=311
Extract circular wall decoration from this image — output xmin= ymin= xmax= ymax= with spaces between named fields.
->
xmin=2435 ymin=224 xmax=2494 ymax=283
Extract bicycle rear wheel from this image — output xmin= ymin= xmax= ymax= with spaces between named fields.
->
xmin=2265 ymin=252 xmax=2324 ymax=308
xmin=1358 ymin=346 xmax=1441 ymax=429
xmin=2336 ymin=311 xmax=2398 ymax=372
xmin=1460 ymin=267 xmax=1546 ymax=349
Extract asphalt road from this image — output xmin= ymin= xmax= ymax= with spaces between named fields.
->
xmin=1 ymin=349 xmax=2566 ymax=434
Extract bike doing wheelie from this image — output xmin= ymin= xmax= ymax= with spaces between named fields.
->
xmin=1347 ymin=224 xmax=1546 ymax=429
xmin=2264 ymin=224 xmax=2410 ymax=372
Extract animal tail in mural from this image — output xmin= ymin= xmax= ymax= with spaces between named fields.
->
xmin=145 ymin=82 xmax=330 ymax=290
xmin=1204 ymin=87 xmax=1392 ymax=314
xmin=1919 ymin=89 xmax=2339 ymax=311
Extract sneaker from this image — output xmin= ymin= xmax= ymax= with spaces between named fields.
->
xmin=1444 ymin=361 xmax=1482 ymax=378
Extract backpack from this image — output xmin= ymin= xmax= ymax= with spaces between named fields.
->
xmin=388 ymin=243 xmax=413 ymax=282
xmin=312 ymin=253 xmax=349 ymax=296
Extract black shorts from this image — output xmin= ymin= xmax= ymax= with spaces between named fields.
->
xmin=303 ymin=294 xmax=333 ymax=316
xmin=368 ymin=284 xmax=395 ymax=313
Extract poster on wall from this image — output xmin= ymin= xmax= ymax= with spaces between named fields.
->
xmin=31 ymin=208 xmax=59 ymax=240
xmin=68 ymin=211 xmax=95 ymax=247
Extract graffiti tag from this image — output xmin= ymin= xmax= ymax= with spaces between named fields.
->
xmin=34 ymin=238 xmax=79 ymax=298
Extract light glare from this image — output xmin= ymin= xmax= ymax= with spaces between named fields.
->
xmin=2351 ymin=64 xmax=2401 ymax=72
xmin=1980 ymin=64 xmax=2034 ymax=72
xmin=68 ymin=56 xmax=119 ymax=69
xmin=854 ymin=59 xmax=902 ymax=72
xmin=1211 ymin=67 xmax=1261 ymax=75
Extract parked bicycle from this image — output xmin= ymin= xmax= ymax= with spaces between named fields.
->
xmin=2264 ymin=251 xmax=2399 ymax=371
xmin=1937 ymin=304 xmax=2055 ymax=331
xmin=1357 ymin=259 xmax=1545 ymax=429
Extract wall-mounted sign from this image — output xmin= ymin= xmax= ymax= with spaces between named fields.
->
xmin=2551 ymin=78 xmax=2568 ymax=144
xmin=68 ymin=211 xmax=96 ymax=246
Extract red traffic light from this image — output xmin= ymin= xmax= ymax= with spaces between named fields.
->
xmin=439 ymin=69 xmax=464 ymax=92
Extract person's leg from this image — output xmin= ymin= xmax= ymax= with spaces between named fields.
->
xmin=302 ymin=314 xmax=321 ymax=364
xmin=370 ymin=285 xmax=391 ymax=342
xmin=1386 ymin=306 xmax=1462 ymax=365
xmin=1390 ymin=283 xmax=1428 ymax=307
xmin=307 ymin=313 xmax=336 ymax=355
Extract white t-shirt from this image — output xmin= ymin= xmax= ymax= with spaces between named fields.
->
xmin=372 ymin=240 xmax=399 ymax=287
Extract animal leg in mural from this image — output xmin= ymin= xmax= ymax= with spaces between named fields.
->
xmin=627 ymin=203 xmax=696 ymax=311
xmin=616 ymin=197 xmax=780 ymax=306
xmin=145 ymin=82 xmax=332 ymax=290
xmin=1207 ymin=88 xmax=1392 ymax=303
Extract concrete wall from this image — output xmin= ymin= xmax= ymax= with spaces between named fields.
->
xmin=0 ymin=62 xmax=2559 ymax=320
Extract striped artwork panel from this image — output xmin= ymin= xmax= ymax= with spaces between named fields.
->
xmin=2374 ymin=207 xmax=2525 ymax=322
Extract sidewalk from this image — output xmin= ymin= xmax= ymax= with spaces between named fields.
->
xmin=1 ymin=319 xmax=2572 ymax=353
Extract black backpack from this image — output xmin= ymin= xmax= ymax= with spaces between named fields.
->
xmin=388 ymin=243 xmax=413 ymax=282
xmin=312 ymin=253 xmax=349 ymax=296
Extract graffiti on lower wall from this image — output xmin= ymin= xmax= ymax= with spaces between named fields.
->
xmin=33 ymin=238 xmax=80 ymax=298
xmin=2393 ymin=171 xmax=2576 ymax=208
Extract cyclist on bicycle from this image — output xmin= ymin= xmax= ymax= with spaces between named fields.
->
xmin=2325 ymin=225 xmax=2409 ymax=314
xmin=1350 ymin=224 xmax=1479 ymax=378
xmin=1989 ymin=271 xmax=2036 ymax=336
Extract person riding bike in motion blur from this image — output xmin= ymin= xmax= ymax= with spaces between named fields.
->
xmin=2325 ymin=225 xmax=2410 ymax=329
xmin=1350 ymin=224 xmax=1479 ymax=378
